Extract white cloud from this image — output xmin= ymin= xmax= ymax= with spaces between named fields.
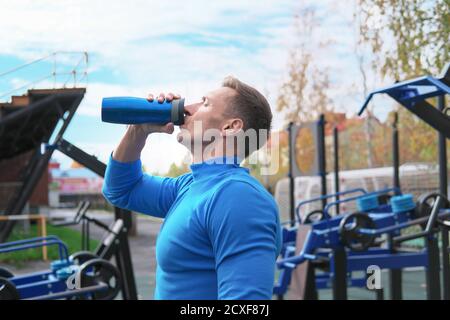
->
xmin=0 ymin=0 xmax=298 ymax=120
xmin=1 ymin=0 xmax=386 ymax=172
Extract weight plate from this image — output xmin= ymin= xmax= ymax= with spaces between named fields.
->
xmin=339 ymin=212 xmax=376 ymax=251
xmin=0 ymin=267 xmax=14 ymax=279
xmin=69 ymin=251 xmax=99 ymax=265
xmin=0 ymin=277 xmax=20 ymax=300
xmin=302 ymin=210 xmax=325 ymax=224
xmin=77 ymin=258 xmax=121 ymax=300
xmin=415 ymin=192 xmax=449 ymax=218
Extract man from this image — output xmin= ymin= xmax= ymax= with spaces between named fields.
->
xmin=102 ymin=76 xmax=282 ymax=300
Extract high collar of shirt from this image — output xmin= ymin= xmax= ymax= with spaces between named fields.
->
xmin=190 ymin=156 xmax=247 ymax=180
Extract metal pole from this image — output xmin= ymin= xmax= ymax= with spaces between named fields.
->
xmin=0 ymin=92 xmax=84 ymax=242
xmin=81 ymin=219 xmax=86 ymax=251
xmin=387 ymin=235 xmax=402 ymax=299
xmin=86 ymin=219 xmax=90 ymax=251
xmin=319 ymin=115 xmax=327 ymax=210
xmin=437 ymin=95 xmax=448 ymax=197
xmin=333 ymin=126 xmax=340 ymax=214
xmin=442 ymin=228 xmax=450 ymax=300
xmin=392 ymin=112 xmax=401 ymax=194
xmin=114 ymin=207 xmax=138 ymax=300
xmin=288 ymin=122 xmax=296 ymax=225
xmin=331 ymin=248 xmax=347 ymax=300
xmin=426 ymin=235 xmax=441 ymax=300
xmin=437 ymin=96 xmax=448 ymax=300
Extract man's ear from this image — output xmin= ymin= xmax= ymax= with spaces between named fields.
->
xmin=221 ymin=118 xmax=244 ymax=136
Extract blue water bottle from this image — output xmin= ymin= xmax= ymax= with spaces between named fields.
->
xmin=101 ymin=97 xmax=185 ymax=125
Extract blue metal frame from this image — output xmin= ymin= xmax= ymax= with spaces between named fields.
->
xmin=0 ymin=236 xmax=69 ymax=261
xmin=274 ymin=205 xmax=450 ymax=297
xmin=275 ymin=188 xmax=403 ymax=296
xmin=294 ymin=188 xmax=367 ymax=222
xmin=357 ymin=63 xmax=450 ymax=138
xmin=358 ymin=74 xmax=450 ymax=115
xmin=0 ymin=235 xmax=111 ymax=300
xmin=322 ymin=187 xmax=401 ymax=219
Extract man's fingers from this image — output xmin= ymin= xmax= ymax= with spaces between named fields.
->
xmin=166 ymin=93 xmax=181 ymax=101
xmin=148 ymin=92 xmax=180 ymax=103
xmin=165 ymin=122 xmax=175 ymax=134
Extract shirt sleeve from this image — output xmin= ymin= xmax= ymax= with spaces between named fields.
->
xmin=102 ymin=154 xmax=189 ymax=218
xmin=206 ymin=180 xmax=280 ymax=300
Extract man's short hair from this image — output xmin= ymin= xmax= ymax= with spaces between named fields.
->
xmin=222 ymin=76 xmax=272 ymax=158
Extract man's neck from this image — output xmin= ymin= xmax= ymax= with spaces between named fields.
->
xmin=191 ymin=149 xmax=238 ymax=164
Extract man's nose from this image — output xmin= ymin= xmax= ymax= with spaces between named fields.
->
xmin=184 ymin=103 xmax=200 ymax=117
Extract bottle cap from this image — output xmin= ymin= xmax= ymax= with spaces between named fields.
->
xmin=171 ymin=98 xmax=185 ymax=125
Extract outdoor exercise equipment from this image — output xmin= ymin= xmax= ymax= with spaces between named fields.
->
xmin=276 ymin=187 xmax=396 ymax=296
xmin=0 ymin=236 xmax=121 ymax=300
xmin=0 ymin=83 xmax=138 ymax=299
xmin=101 ymin=96 xmax=185 ymax=125
xmin=294 ymin=188 xmax=368 ymax=224
xmin=358 ymin=63 xmax=450 ymax=299
xmin=52 ymin=201 xmax=92 ymax=251
xmin=274 ymin=192 xmax=450 ymax=300
xmin=296 ymin=187 xmax=400 ymax=224
xmin=0 ymin=199 xmax=128 ymax=300
xmin=358 ymin=63 xmax=450 ymax=139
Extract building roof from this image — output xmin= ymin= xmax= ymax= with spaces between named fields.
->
xmin=0 ymin=88 xmax=86 ymax=160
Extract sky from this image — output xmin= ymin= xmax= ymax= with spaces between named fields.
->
xmin=0 ymin=0 xmax=395 ymax=173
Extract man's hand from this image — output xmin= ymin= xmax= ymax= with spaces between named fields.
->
xmin=129 ymin=92 xmax=181 ymax=136
xmin=112 ymin=92 xmax=181 ymax=162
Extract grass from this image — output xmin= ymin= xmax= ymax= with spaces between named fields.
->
xmin=0 ymin=223 xmax=99 ymax=268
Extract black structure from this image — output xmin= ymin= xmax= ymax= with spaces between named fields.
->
xmin=0 ymin=89 xmax=85 ymax=241
xmin=392 ymin=112 xmax=401 ymax=195
xmin=437 ymin=95 xmax=448 ymax=197
xmin=318 ymin=114 xmax=327 ymax=209
xmin=287 ymin=116 xmax=328 ymax=224
xmin=331 ymin=247 xmax=347 ymax=300
xmin=359 ymin=63 xmax=450 ymax=138
xmin=0 ymin=88 xmax=138 ymax=300
xmin=288 ymin=122 xmax=296 ymax=225
xmin=333 ymin=126 xmax=340 ymax=214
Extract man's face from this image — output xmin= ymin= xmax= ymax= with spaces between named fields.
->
xmin=177 ymin=87 xmax=235 ymax=151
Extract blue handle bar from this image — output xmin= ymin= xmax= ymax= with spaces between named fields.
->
xmin=323 ymin=187 xmax=402 ymax=219
xmin=0 ymin=236 xmax=62 ymax=249
xmin=294 ymin=188 xmax=368 ymax=222
xmin=357 ymin=209 xmax=450 ymax=237
xmin=0 ymin=236 xmax=69 ymax=260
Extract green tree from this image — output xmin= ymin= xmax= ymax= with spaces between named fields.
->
xmin=356 ymin=0 xmax=449 ymax=80
xmin=356 ymin=0 xmax=450 ymax=167
xmin=165 ymin=162 xmax=190 ymax=177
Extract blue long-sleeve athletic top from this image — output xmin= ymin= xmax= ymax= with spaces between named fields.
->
xmin=102 ymin=155 xmax=282 ymax=300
